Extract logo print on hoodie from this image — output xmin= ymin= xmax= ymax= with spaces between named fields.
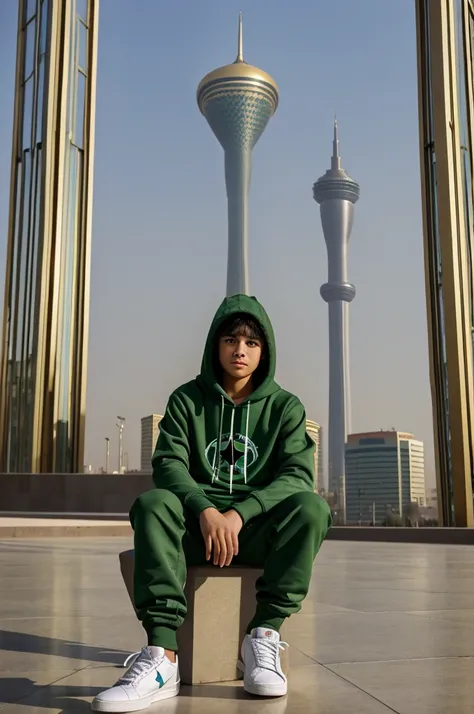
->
xmin=205 ymin=433 xmax=258 ymax=476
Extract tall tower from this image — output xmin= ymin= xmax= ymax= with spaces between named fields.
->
xmin=0 ymin=0 xmax=99 ymax=473
xmin=197 ymin=14 xmax=279 ymax=296
xmin=313 ymin=120 xmax=360 ymax=516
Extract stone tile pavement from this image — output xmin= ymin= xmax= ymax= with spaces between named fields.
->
xmin=1 ymin=538 xmax=474 ymax=713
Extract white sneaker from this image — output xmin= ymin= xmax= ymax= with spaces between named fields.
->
xmin=91 ymin=646 xmax=179 ymax=712
xmin=240 ymin=627 xmax=288 ymax=697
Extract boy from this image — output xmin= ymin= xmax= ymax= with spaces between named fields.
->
xmin=92 ymin=294 xmax=331 ymax=712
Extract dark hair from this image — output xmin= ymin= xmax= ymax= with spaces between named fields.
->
xmin=217 ymin=313 xmax=266 ymax=343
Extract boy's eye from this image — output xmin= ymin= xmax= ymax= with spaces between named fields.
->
xmin=247 ymin=341 xmax=257 ymax=347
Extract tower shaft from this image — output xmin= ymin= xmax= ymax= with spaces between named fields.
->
xmin=327 ymin=299 xmax=352 ymax=501
xmin=320 ymin=198 xmax=356 ymax=507
xmin=225 ymin=148 xmax=251 ymax=295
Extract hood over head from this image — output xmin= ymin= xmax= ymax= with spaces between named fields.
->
xmin=198 ymin=294 xmax=279 ymax=402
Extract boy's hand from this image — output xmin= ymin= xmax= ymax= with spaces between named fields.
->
xmin=199 ymin=508 xmax=243 ymax=567
xmin=222 ymin=509 xmax=243 ymax=562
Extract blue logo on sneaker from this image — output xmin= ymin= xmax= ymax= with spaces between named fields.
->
xmin=155 ymin=672 xmax=165 ymax=688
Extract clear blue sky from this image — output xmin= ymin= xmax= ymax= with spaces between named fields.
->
xmin=0 ymin=0 xmax=432 ymax=483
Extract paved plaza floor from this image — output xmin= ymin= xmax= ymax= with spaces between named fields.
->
xmin=1 ymin=537 xmax=474 ymax=713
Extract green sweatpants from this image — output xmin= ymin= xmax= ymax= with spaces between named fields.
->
xmin=130 ymin=489 xmax=332 ymax=651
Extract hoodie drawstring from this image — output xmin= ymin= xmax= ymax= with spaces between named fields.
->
xmin=212 ymin=395 xmax=225 ymax=484
xmin=243 ymin=402 xmax=250 ymax=485
xmin=228 ymin=406 xmax=236 ymax=494
xmin=212 ymin=399 xmax=251 ymax=493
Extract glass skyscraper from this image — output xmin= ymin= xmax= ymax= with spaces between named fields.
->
xmin=416 ymin=0 xmax=474 ymax=526
xmin=0 ymin=0 xmax=99 ymax=473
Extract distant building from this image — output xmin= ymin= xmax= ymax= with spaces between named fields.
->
xmin=140 ymin=415 xmax=163 ymax=474
xmin=345 ymin=431 xmax=426 ymax=525
xmin=306 ymin=420 xmax=323 ymax=491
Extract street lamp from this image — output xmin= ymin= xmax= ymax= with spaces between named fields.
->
xmin=358 ymin=487 xmax=365 ymax=527
xmin=105 ymin=437 xmax=110 ymax=473
xmin=116 ymin=416 xmax=125 ymax=473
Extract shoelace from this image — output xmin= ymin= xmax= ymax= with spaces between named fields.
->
xmin=252 ymin=639 xmax=288 ymax=671
xmin=123 ymin=651 xmax=141 ymax=668
xmin=119 ymin=648 xmax=162 ymax=684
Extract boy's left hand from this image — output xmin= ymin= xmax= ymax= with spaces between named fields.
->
xmin=222 ymin=509 xmax=243 ymax=565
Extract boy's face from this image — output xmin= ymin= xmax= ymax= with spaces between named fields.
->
xmin=218 ymin=332 xmax=263 ymax=382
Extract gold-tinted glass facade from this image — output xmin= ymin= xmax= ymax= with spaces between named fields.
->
xmin=0 ymin=0 xmax=99 ymax=473
xmin=416 ymin=0 xmax=474 ymax=526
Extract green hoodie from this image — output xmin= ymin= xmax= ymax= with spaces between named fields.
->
xmin=152 ymin=294 xmax=315 ymax=524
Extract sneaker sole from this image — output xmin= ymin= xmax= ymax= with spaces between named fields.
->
xmin=243 ymin=680 xmax=287 ymax=697
xmin=91 ymin=681 xmax=180 ymax=712
xmin=238 ymin=659 xmax=287 ymax=698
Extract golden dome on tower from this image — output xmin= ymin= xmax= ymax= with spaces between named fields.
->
xmin=197 ymin=13 xmax=279 ymax=115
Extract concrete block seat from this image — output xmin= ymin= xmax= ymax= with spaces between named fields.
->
xmin=119 ymin=549 xmax=289 ymax=685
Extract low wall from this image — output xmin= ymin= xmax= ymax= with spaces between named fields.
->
xmin=0 ymin=473 xmax=153 ymax=513
xmin=2 ymin=474 xmax=474 ymax=545
xmin=327 ymin=525 xmax=474 ymax=545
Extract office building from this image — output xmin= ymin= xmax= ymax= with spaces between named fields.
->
xmin=306 ymin=419 xmax=323 ymax=491
xmin=197 ymin=14 xmax=278 ymax=296
xmin=345 ymin=431 xmax=426 ymax=525
xmin=416 ymin=0 xmax=474 ymax=525
xmin=313 ymin=121 xmax=360 ymax=516
xmin=141 ymin=414 xmax=163 ymax=474
xmin=0 ymin=0 xmax=99 ymax=472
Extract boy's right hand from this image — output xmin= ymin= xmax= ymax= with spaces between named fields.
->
xmin=199 ymin=507 xmax=238 ymax=567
